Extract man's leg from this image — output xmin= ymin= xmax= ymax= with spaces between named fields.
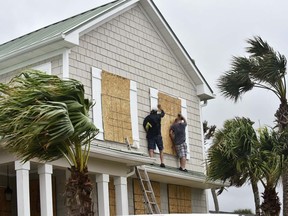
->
xmin=159 ymin=150 xmax=164 ymax=164
xmin=149 ymin=149 xmax=154 ymax=157
xmin=180 ymin=157 xmax=186 ymax=169
xmin=156 ymin=135 xmax=165 ymax=167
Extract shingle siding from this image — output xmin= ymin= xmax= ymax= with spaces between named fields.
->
xmin=68 ymin=5 xmax=205 ymax=173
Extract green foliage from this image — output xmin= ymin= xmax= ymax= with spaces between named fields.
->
xmin=234 ymin=208 xmax=253 ymax=214
xmin=0 ymin=70 xmax=98 ymax=171
xmin=218 ymin=36 xmax=287 ymax=102
xmin=207 ymin=117 xmax=261 ymax=186
xmin=207 ymin=117 xmax=283 ymax=215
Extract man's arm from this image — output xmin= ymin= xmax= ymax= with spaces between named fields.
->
xmin=143 ymin=116 xmax=148 ymax=132
xmin=157 ymin=104 xmax=165 ymax=118
xmin=178 ymin=113 xmax=187 ymax=125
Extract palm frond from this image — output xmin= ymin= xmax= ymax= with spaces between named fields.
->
xmin=246 ymin=36 xmax=274 ymax=57
xmin=218 ymin=36 xmax=287 ymax=102
xmin=0 ymin=70 xmax=98 ymax=166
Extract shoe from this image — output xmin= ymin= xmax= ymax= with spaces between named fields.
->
xmin=160 ymin=163 xmax=166 ymax=168
xmin=179 ymin=167 xmax=188 ymax=172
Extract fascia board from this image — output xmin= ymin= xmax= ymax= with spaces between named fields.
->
xmin=145 ymin=165 xmax=226 ymax=189
xmin=63 ymin=0 xmax=139 ymax=45
xmin=90 ymin=145 xmax=154 ymax=166
xmin=140 ymin=0 xmax=214 ymax=100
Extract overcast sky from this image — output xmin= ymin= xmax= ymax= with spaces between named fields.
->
xmin=1 ymin=0 xmax=287 ymax=213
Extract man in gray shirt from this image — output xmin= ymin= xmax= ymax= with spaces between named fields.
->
xmin=170 ymin=113 xmax=187 ymax=172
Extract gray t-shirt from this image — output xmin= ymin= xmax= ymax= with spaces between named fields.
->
xmin=170 ymin=122 xmax=187 ymax=145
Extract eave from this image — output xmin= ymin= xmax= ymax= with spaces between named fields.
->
xmin=144 ymin=164 xmax=225 ymax=189
xmin=90 ymin=144 xmax=154 ymax=166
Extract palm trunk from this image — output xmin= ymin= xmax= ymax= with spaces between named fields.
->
xmin=283 ymin=166 xmax=288 ymax=216
xmin=66 ymin=166 xmax=94 ymax=216
xmin=211 ymin=188 xmax=219 ymax=212
xmin=275 ymin=101 xmax=288 ymax=216
xmin=260 ymin=186 xmax=281 ymax=216
xmin=251 ymin=180 xmax=261 ymax=216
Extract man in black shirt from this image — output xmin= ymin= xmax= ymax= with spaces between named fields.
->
xmin=143 ymin=104 xmax=165 ymax=167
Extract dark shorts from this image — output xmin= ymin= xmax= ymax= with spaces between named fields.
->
xmin=175 ymin=142 xmax=187 ymax=158
xmin=147 ymin=135 xmax=163 ymax=151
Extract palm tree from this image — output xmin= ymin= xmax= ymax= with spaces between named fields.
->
xmin=0 ymin=70 xmax=98 ymax=216
xmin=217 ymin=36 xmax=288 ymax=215
xmin=207 ymin=117 xmax=283 ymax=215
xmin=203 ymin=121 xmax=220 ymax=212
xmin=258 ymin=127 xmax=282 ymax=216
xmin=207 ymin=117 xmax=262 ymax=216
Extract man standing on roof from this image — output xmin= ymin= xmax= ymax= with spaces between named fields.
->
xmin=143 ymin=104 xmax=165 ymax=168
xmin=170 ymin=113 xmax=188 ymax=172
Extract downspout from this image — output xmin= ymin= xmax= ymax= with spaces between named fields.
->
xmin=127 ymin=167 xmax=135 ymax=177
xmin=200 ymin=99 xmax=209 ymax=213
xmin=62 ymin=48 xmax=70 ymax=79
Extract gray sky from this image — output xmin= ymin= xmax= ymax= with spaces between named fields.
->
xmin=1 ymin=0 xmax=287 ymax=213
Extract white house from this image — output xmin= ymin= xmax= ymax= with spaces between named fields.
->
xmin=0 ymin=0 xmax=221 ymax=215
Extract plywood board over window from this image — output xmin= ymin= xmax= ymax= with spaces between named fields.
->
xmin=168 ymin=184 xmax=192 ymax=213
xmin=101 ymin=71 xmax=132 ymax=143
xmin=109 ymin=177 xmax=116 ymax=216
xmin=133 ymin=179 xmax=161 ymax=215
xmin=158 ymin=92 xmax=181 ymax=155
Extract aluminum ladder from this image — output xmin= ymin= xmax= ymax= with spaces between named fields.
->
xmin=135 ymin=166 xmax=161 ymax=214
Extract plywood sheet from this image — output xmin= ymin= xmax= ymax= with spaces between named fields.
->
xmin=102 ymin=71 xmax=130 ymax=100
xmin=101 ymin=71 xmax=132 ymax=143
xmin=109 ymin=178 xmax=116 ymax=216
xmin=158 ymin=92 xmax=181 ymax=155
xmin=168 ymin=184 xmax=192 ymax=213
xmin=133 ymin=179 xmax=161 ymax=214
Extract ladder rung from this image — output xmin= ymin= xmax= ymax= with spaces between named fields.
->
xmin=135 ymin=166 xmax=161 ymax=214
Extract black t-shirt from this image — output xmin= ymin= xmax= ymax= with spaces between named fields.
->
xmin=143 ymin=111 xmax=165 ymax=139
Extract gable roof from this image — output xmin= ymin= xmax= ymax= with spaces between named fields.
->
xmin=0 ymin=0 xmax=214 ymax=100
xmin=0 ymin=0 xmax=125 ymax=61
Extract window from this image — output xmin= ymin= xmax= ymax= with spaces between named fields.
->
xmin=133 ymin=179 xmax=161 ymax=214
xmin=92 ymin=67 xmax=139 ymax=147
xmin=149 ymin=88 xmax=190 ymax=159
xmin=168 ymin=184 xmax=192 ymax=213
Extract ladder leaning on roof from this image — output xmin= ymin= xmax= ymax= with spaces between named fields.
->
xmin=135 ymin=166 xmax=161 ymax=214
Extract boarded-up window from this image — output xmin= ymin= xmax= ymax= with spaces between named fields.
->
xmin=0 ymin=187 xmax=12 ymax=216
xmin=168 ymin=184 xmax=192 ymax=213
xmin=102 ymin=71 xmax=132 ymax=143
xmin=158 ymin=92 xmax=181 ymax=155
xmin=109 ymin=178 xmax=116 ymax=216
xmin=133 ymin=179 xmax=161 ymax=214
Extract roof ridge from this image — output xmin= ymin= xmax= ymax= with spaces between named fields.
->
xmin=0 ymin=0 xmax=122 ymax=47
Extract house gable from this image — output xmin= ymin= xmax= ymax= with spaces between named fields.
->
xmin=69 ymin=5 xmax=206 ymax=173
xmin=0 ymin=0 xmax=214 ymax=101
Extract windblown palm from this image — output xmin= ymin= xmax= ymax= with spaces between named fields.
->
xmin=207 ymin=117 xmax=282 ymax=215
xmin=218 ymin=36 xmax=288 ymax=215
xmin=207 ymin=117 xmax=262 ymax=215
xmin=258 ymin=128 xmax=282 ymax=216
xmin=0 ymin=70 xmax=98 ymax=216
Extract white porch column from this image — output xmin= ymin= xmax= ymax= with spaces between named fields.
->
xmin=96 ymin=173 xmax=110 ymax=216
xmin=15 ymin=160 xmax=30 ymax=216
xmin=38 ymin=164 xmax=53 ymax=216
xmin=114 ymin=176 xmax=128 ymax=215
